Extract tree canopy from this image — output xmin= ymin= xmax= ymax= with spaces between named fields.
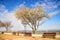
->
xmin=14 ymin=5 xmax=49 ymax=33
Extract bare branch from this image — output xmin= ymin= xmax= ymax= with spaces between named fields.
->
xmin=14 ymin=5 xmax=49 ymax=34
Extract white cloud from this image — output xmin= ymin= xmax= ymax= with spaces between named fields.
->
xmin=0 ymin=4 xmax=9 ymax=22
xmin=0 ymin=4 xmax=6 ymax=10
xmin=45 ymin=0 xmax=58 ymax=9
xmin=31 ymin=2 xmax=40 ymax=7
xmin=0 ymin=4 xmax=24 ymax=31
xmin=30 ymin=2 xmax=59 ymax=17
xmin=30 ymin=2 xmax=58 ymax=12
xmin=48 ymin=11 xmax=60 ymax=17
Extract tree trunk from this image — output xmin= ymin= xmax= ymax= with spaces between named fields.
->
xmin=1 ymin=32 xmax=4 ymax=34
xmin=32 ymin=29 xmax=36 ymax=34
xmin=32 ymin=26 xmax=36 ymax=34
xmin=17 ymin=32 xmax=19 ymax=36
xmin=6 ymin=27 xmax=8 ymax=32
xmin=32 ymin=30 xmax=35 ymax=34
xmin=24 ymin=26 xmax=26 ymax=33
xmin=32 ymin=23 xmax=37 ymax=34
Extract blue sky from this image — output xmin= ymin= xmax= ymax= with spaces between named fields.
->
xmin=0 ymin=0 xmax=60 ymax=31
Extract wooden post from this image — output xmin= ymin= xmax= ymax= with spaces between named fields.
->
xmin=12 ymin=32 xmax=16 ymax=35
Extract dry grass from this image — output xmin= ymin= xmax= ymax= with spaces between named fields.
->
xmin=0 ymin=34 xmax=60 ymax=40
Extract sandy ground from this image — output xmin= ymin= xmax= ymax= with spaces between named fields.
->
xmin=0 ymin=34 xmax=60 ymax=40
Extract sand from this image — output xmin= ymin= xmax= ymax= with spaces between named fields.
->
xmin=0 ymin=34 xmax=59 ymax=40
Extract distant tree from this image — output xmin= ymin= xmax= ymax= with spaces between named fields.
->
xmin=0 ymin=21 xmax=5 ymax=34
xmin=14 ymin=5 xmax=49 ymax=34
xmin=0 ymin=21 xmax=12 ymax=32
xmin=0 ymin=21 xmax=6 ymax=27
xmin=4 ymin=22 xmax=12 ymax=32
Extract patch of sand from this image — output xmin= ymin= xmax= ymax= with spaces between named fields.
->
xmin=0 ymin=34 xmax=57 ymax=40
